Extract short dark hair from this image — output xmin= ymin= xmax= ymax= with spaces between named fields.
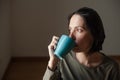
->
xmin=68 ymin=7 xmax=105 ymax=52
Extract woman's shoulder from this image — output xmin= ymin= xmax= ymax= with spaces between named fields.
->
xmin=101 ymin=53 xmax=119 ymax=69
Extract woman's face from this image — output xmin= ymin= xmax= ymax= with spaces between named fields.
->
xmin=69 ymin=14 xmax=93 ymax=52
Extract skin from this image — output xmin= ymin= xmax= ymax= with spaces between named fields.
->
xmin=48 ymin=14 xmax=103 ymax=70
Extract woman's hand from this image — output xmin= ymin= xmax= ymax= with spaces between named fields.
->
xmin=48 ymin=36 xmax=60 ymax=70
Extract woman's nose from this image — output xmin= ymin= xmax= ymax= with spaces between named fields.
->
xmin=69 ymin=31 xmax=76 ymax=40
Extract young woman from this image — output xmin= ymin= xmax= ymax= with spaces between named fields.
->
xmin=43 ymin=7 xmax=119 ymax=80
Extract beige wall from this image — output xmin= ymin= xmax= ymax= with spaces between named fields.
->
xmin=11 ymin=0 xmax=120 ymax=57
xmin=11 ymin=0 xmax=67 ymax=57
xmin=0 ymin=0 xmax=11 ymax=79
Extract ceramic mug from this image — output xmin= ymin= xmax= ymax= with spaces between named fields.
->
xmin=54 ymin=35 xmax=76 ymax=59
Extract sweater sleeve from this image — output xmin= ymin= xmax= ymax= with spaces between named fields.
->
xmin=43 ymin=66 xmax=61 ymax=80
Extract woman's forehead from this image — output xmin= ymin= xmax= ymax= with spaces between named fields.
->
xmin=69 ymin=14 xmax=85 ymax=27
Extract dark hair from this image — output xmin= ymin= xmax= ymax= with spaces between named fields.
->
xmin=68 ymin=7 xmax=105 ymax=52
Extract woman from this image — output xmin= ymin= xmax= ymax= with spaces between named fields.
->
xmin=43 ymin=7 xmax=119 ymax=80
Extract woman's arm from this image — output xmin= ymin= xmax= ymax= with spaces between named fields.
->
xmin=43 ymin=64 xmax=61 ymax=80
xmin=43 ymin=36 xmax=61 ymax=80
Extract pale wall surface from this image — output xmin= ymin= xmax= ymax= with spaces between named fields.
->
xmin=0 ymin=0 xmax=11 ymax=79
xmin=11 ymin=0 xmax=120 ymax=57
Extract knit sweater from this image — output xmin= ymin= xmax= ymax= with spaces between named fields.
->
xmin=43 ymin=51 xmax=120 ymax=80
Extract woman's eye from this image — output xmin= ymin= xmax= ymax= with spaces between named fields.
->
xmin=77 ymin=29 xmax=83 ymax=33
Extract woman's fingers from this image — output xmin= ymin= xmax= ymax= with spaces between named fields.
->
xmin=48 ymin=36 xmax=59 ymax=50
xmin=49 ymin=36 xmax=59 ymax=49
xmin=48 ymin=36 xmax=59 ymax=57
xmin=47 ymin=36 xmax=60 ymax=70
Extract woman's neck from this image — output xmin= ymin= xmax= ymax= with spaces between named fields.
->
xmin=75 ymin=51 xmax=103 ymax=67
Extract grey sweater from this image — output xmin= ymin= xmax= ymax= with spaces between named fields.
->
xmin=43 ymin=51 xmax=120 ymax=80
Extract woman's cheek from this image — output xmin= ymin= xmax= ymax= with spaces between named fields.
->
xmin=74 ymin=33 xmax=86 ymax=45
xmin=75 ymin=38 xmax=83 ymax=46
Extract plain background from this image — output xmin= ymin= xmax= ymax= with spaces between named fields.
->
xmin=11 ymin=0 xmax=120 ymax=57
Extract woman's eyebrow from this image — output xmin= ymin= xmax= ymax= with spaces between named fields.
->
xmin=76 ymin=26 xmax=88 ymax=31
xmin=69 ymin=25 xmax=86 ymax=30
xmin=75 ymin=26 xmax=84 ymax=29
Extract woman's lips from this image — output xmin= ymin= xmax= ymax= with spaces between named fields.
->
xmin=73 ymin=44 xmax=79 ymax=50
xmin=74 ymin=43 xmax=78 ymax=47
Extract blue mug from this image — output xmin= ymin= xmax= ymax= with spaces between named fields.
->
xmin=54 ymin=35 xmax=76 ymax=59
